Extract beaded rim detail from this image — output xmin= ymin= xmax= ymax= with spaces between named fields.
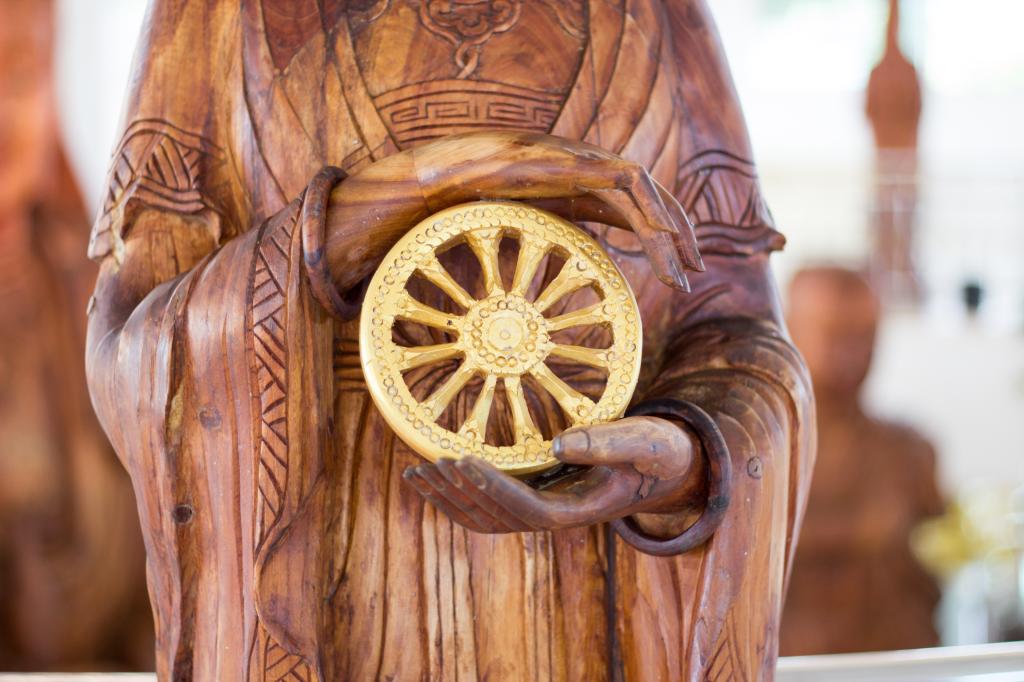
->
xmin=359 ymin=202 xmax=643 ymax=474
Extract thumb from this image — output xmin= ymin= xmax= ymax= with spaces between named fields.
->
xmin=552 ymin=416 xmax=697 ymax=479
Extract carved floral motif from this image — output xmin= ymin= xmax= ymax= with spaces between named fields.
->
xmin=418 ymin=0 xmax=523 ymax=78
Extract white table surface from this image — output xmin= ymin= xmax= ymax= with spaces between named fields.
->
xmin=2 ymin=642 xmax=1023 ymax=681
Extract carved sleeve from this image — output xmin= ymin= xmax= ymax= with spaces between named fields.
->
xmin=676 ymin=150 xmax=785 ymax=257
xmin=86 ymin=0 xmax=245 ymax=278
xmin=88 ymin=119 xmax=230 ymax=265
xmin=617 ymin=136 xmax=815 ymax=682
xmin=666 ymin=0 xmax=786 ymax=259
xmin=638 ymin=314 xmax=814 ymax=568
xmin=615 ymin=311 xmax=814 ymax=679
xmin=609 ymin=4 xmax=815 ymax=678
xmin=81 ymin=7 xmax=291 ymax=677
xmin=86 ymin=191 xmax=336 ymax=680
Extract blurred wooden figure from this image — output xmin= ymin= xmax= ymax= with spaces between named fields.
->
xmin=0 ymin=0 xmax=153 ymax=671
xmin=781 ymin=267 xmax=943 ymax=655
xmin=866 ymin=0 xmax=924 ymax=303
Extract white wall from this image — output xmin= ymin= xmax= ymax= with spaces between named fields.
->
xmin=55 ymin=0 xmax=147 ymax=216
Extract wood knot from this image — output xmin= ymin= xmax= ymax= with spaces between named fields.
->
xmin=172 ymin=504 xmax=194 ymax=525
xmin=199 ymin=405 xmax=222 ymax=429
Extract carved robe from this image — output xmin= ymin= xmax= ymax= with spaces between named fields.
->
xmin=86 ymin=1 xmax=814 ymax=679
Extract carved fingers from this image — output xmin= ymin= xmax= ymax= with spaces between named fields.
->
xmin=404 ymin=457 xmax=632 ymax=533
xmin=538 ymin=142 xmax=699 ymax=290
xmin=656 ymin=183 xmax=704 ymax=273
xmin=404 ymin=417 xmax=702 ymax=534
xmin=404 ymin=458 xmax=549 ymax=532
xmin=581 ymin=165 xmax=692 ymax=290
xmin=552 ymin=417 xmax=697 ymax=480
xmin=403 ymin=466 xmax=491 ymax=532
xmin=326 ymin=131 xmax=700 ymax=294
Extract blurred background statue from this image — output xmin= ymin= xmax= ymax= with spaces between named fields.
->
xmin=780 ymin=266 xmax=944 ymax=654
xmin=865 ymin=0 xmax=924 ymax=304
xmin=0 ymin=0 xmax=152 ymax=671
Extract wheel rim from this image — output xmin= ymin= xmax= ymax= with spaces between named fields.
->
xmin=359 ymin=202 xmax=642 ymax=474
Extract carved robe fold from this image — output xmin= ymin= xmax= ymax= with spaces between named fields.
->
xmin=86 ymin=1 xmax=814 ymax=679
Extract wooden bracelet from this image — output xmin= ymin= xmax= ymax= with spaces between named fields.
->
xmin=300 ymin=166 xmax=364 ymax=320
xmin=611 ymin=398 xmax=732 ymax=556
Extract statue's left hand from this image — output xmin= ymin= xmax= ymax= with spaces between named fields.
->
xmin=403 ymin=416 xmax=706 ymax=533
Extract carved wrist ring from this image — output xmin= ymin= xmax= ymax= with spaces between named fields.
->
xmin=301 ymin=165 xmax=363 ymax=320
xmin=611 ymin=398 xmax=732 ymax=556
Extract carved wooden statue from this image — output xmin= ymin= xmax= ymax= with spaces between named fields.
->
xmin=85 ymin=1 xmax=814 ymax=679
xmin=780 ymin=267 xmax=942 ymax=655
xmin=0 ymin=0 xmax=152 ymax=670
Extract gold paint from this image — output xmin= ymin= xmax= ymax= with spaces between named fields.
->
xmin=359 ymin=202 xmax=642 ymax=474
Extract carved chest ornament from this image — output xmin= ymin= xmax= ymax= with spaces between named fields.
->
xmin=359 ymin=202 xmax=643 ymax=473
xmin=418 ymin=0 xmax=522 ymax=78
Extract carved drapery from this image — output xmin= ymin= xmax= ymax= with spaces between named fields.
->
xmin=84 ymin=1 xmax=813 ymax=679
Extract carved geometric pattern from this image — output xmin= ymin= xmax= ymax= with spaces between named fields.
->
xmin=250 ymin=622 xmax=314 ymax=682
xmin=246 ymin=206 xmax=315 ymax=682
xmin=675 ymin=150 xmax=785 ymax=257
xmin=374 ymin=80 xmax=561 ymax=146
xmin=103 ymin=119 xmax=213 ymax=216
xmin=89 ymin=118 xmax=221 ymax=259
xmin=333 ymin=336 xmax=365 ymax=392
xmin=707 ymin=633 xmax=743 ymax=682
xmin=418 ymin=0 xmax=523 ymax=78
xmin=249 ymin=209 xmax=298 ymax=551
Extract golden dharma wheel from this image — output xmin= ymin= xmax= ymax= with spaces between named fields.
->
xmin=359 ymin=202 xmax=642 ymax=474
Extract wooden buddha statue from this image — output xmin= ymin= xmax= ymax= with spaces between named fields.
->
xmin=781 ymin=267 xmax=942 ymax=655
xmin=85 ymin=1 xmax=814 ymax=679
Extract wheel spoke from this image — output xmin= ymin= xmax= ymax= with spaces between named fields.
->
xmin=422 ymin=363 xmax=476 ymax=420
xmin=546 ymin=302 xmax=606 ymax=332
xmin=417 ymin=256 xmax=476 ymax=310
xmin=458 ymin=374 xmax=496 ymax=440
xmin=511 ymin=234 xmax=548 ymax=296
xmin=532 ymin=256 xmax=595 ymax=313
xmin=465 ymin=228 xmax=504 ymax=297
xmin=548 ymin=344 xmax=609 ymax=368
xmin=398 ymin=343 xmax=462 ymax=371
xmin=504 ymin=376 xmax=543 ymax=443
xmin=397 ymin=294 xmax=463 ymax=332
xmin=529 ymin=363 xmax=596 ymax=424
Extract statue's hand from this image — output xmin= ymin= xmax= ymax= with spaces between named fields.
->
xmin=402 ymin=416 xmax=705 ymax=533
xmin=324 ymin=131 xmax=700 ymax=295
